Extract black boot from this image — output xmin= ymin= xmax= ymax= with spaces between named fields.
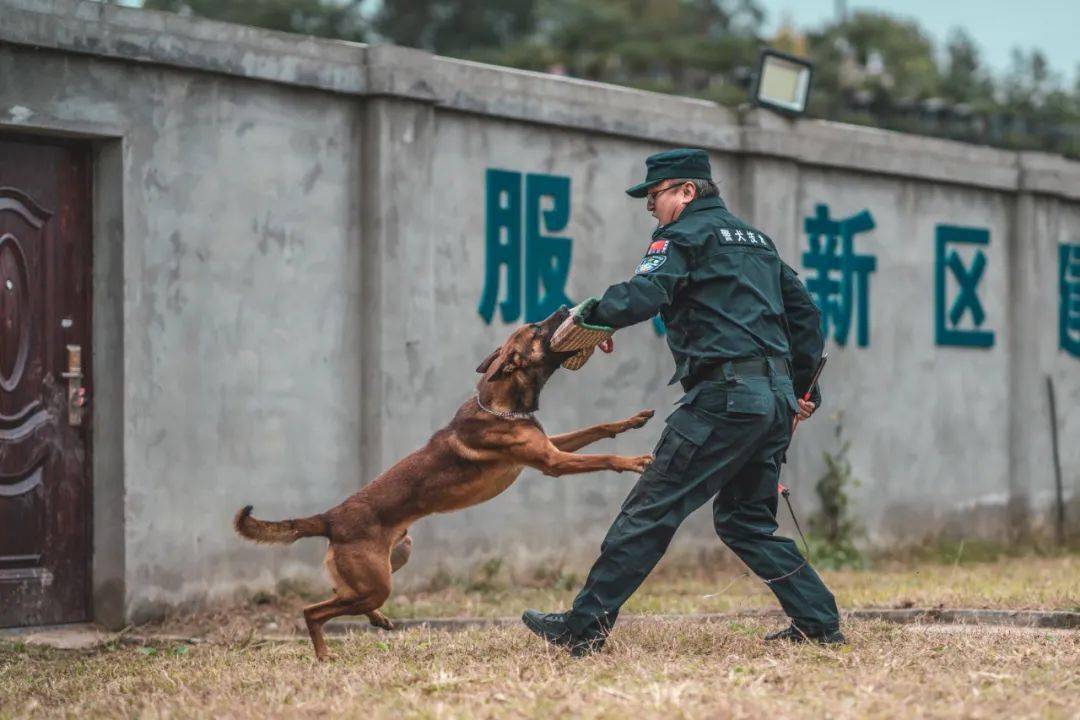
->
xmin=521 ymin=610 xmax=605 ymax=657
xmin=765 ymin=623 xmax=846 ymax=645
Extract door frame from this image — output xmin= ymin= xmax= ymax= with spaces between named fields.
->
xmin=0 ymin=121 xmax=127 ymax=629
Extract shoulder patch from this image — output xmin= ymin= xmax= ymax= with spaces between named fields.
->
xmin=646 ymin=239 xmax=669 ymax=255
xmin=636 ymin=254 xmax=668 ymax=274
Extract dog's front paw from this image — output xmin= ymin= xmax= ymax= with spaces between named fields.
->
xmin=625 ymin=409 xmax=655 ymax=430
xmin=616 ymin=454 xmax=654 ymax=474
xmin=612 ymin=409 xmax=655 ymax=435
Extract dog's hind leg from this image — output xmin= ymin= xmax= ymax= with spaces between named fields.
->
xmin=365 ymin=532 xmax=411 ymax=630
xmin=303 ymin=595 xmax=364 ymax=662
xmin=366 ymin=609 xmax=394 ymax=630
xmin=303 ymin=541 xmax=393 ymax=660
xmin=390 ymin=532 xmax=412 ymax=573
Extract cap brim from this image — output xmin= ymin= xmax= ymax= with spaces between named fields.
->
xmin=625 ymin=179 xmax=662 ymax=198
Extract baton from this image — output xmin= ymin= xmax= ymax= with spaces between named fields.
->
xmin=777 ymin=353 xmax=828 ymax=557
xmin=802 ymin=354 xmax=828 ymax=402
xmin=791 ymin=353 xmax=828 ymax=434
xmin=780 ymin=352 xmax=828 ymax=489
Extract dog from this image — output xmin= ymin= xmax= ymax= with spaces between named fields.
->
xmin=235 ymin=307 xmax=654 ymax=660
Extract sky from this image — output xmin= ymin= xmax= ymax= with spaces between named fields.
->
xmin=757 ymin=0 xmax=1079 ymax=84
xmin=111 ymin=0 xmax=1079 ymax=85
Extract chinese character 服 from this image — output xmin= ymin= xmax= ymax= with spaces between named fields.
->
xmin=478 ymin=169 xmax=573 ymax=324
xmin=802 ymin=204 xmax=877 ymax=347
xmin=935 ymin=225 xmax=994 ymax=348
xmin=1062 ymin=243 xmax=1080 ymax=358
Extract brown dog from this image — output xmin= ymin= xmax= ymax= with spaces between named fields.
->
xmin=235 ymin=307 xmax=654 ymax=660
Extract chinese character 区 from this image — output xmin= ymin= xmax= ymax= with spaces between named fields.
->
xmin=935 ymin=225 xmax=994 ymax=348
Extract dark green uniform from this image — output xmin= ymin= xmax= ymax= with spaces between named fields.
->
xmin=564 ymin=187 xmax=839 ymax=641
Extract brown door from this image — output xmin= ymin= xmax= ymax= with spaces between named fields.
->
xmin=0 ymin=136 xmax=92 ymax=627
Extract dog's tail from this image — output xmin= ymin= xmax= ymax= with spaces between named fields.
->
xmin=234 ymin=505 xmax=329 ymax=545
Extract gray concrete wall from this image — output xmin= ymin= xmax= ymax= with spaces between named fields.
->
xmin=1 ymin=0 xmax=1078 ymax=621
xmin=1 ymin=20 xmax=368 ymax=619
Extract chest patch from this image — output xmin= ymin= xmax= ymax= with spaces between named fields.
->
xmin=636 ymin=254 xmax=668 ymax=274
xmin=720 ymin=228 xmax=768 ymax=246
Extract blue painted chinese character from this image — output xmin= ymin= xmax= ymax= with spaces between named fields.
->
xmin=525 ymin=174 xmax=573 ymax=322
xmin=479 ymin=169 xmax=573 ymax=324
xmin=652 ymin=314 xmax=666 ymax=336
xmin=1061 ymin=243 xmax=1080 ymax=358
xmin=935 ymin=225 xmax=994 ymax=348
xmin=802 ymin=204 xmax=877 ymax=347
xmin=479 ymin=169 xmax=522 ymax=324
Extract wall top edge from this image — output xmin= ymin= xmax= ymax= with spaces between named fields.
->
xmin=3 ymin=0 xmax=1079 ymax=197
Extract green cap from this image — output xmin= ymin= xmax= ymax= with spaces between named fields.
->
xmin=626 ymin=148 xmax=713 ymax=198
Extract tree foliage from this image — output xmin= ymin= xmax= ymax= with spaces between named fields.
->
xmin=140 ymin=0 xmax=367 ymax=41
xmin=120 ymin=0 xmax=1080 ymax=158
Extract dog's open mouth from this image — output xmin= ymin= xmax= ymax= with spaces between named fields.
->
xmin=547 ymin=348 xmax=578 ymax=367
xmin=543 ymin=337 xmax=578 ymax=366
xmin=540 ymin=307 xmax=573 ymax=359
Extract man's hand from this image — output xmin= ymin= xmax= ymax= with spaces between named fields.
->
xmin=796 ymin=398 xmax=816 ymax=421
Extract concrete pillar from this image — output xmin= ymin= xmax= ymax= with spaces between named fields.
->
xmin=1007 ymin=190 xmax=1037 ymax=540
xmin=91 ymin=138 xmax=127 ymax=628
xmin=359 ymin=46 xmax=440 ymax=483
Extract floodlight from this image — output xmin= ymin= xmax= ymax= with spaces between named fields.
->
xmin=751 ymin=49 xmax=813 ymax=116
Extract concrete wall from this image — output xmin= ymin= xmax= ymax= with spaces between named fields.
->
xmin=1 ymin=3 xmax=368 ymax=619
xmin=1 ymin=0 xmax=1077 ymax=622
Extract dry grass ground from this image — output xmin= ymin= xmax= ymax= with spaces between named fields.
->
xmin=138 ymin=554 xmax=1080 ymax=640
xmin=1 ymin=555 xmax=1077 ymax=718
xmin=379 ymin=553 xmax=1080 ymax=619
xmin=2 ymin=619 xmax=1077 ymax=719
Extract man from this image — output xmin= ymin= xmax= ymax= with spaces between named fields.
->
xmin=522 ymin=148 xmax=843 ymax=656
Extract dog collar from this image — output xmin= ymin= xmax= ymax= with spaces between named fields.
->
xmin=475 ymin=396 xmax=534 ymax=421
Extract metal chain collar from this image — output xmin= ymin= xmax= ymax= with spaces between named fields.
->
xmin=475 ymin=395 xmax=534 ymax=421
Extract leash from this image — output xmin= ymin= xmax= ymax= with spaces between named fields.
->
xmin=777 ymin=483 xmax=811 ymax=565
xmin=701 ymin=483 xmax=810 ymax=598
xmin=702 ymin=484 xmax=810 ymax=599
xmin=770 ymin=355 xmax=828 ymax=569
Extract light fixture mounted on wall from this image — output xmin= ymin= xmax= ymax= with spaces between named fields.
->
xmin=751 ymin=49 xmax=813 ymax=117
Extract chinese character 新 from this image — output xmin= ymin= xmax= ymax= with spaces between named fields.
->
xmin=802 ymin=204 xmax=877 ymax=347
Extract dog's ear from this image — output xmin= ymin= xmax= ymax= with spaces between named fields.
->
xmin=476 ymin=348 xmax=500 ymax=374
xmin=476 ymin=348 xmax=520 ymax=381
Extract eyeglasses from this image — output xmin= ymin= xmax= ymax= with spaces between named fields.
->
xmin=646 ymin=182 xmax=689 ymax=202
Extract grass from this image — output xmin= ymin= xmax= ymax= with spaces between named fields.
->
xmin=379 ymin=553 xmax=1080 ymax=619
xmin=2 ymin=554 xmax=1076 ymax=718
xmin=2 ymin=619 xmax=1077 ymax=719
xmin=137 ymin=553 xmax=1080 ymax=641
